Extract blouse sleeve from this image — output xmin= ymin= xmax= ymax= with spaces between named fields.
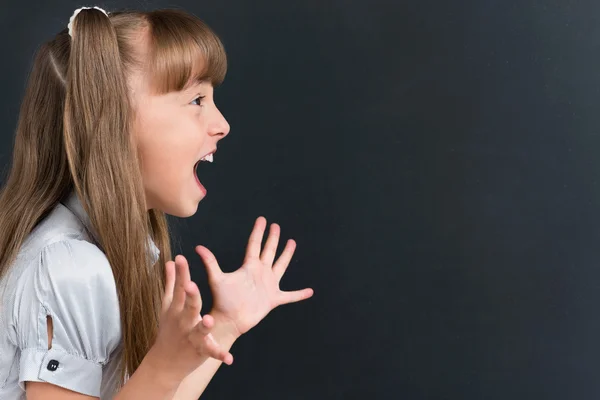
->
xmin=12 ymin=239 xmax=121 ymax=397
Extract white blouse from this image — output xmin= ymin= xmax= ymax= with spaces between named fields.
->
xmin=0 ymin=190 xmax=160 ymax=399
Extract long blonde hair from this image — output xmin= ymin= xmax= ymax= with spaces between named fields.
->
xmin=0 ymin=8 xmax=226 ymax=387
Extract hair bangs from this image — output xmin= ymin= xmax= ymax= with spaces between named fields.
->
xmin=145 ymin=9 xmax=227 ymax=94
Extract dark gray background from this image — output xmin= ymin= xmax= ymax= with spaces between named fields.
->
xmin=2 ymin=0 xmax=600 ymax=399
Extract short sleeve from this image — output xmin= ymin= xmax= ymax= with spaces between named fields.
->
xmin=13 ymin=239 xmax=121 ymax=397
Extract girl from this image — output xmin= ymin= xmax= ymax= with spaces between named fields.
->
xmin=0 ymin=6 xmax=313 ymax=400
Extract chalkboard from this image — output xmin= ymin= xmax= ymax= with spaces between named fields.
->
xmin=2 ymin=0 xmax=600 ymax=399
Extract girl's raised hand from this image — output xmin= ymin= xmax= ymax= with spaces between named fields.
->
xmin=196 ymin=216 xmax=314 ymax=338
xmin=146 ymin=255 xmax=234 ymax=387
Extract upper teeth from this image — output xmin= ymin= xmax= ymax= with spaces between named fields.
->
xmin=200 ymin=153 xmax=213 ymax=162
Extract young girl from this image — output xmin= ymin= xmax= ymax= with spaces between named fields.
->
xmin=0 ymin=6 xmax=313 ymax=400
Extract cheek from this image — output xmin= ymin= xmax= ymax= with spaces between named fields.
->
xmin=137 ymin=113 xmax=204 ymax=181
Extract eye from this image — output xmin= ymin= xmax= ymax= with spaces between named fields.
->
xmin=191 ymin=95 xmax=205 ymax=106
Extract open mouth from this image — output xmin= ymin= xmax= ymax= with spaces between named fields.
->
xmin=194 ymin=151 xmax=214 ymax=195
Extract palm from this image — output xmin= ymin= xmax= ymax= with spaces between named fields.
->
xmin=195 ymin=217 xmax=313 ymax=336
xmin=210 ymin=261 xmax=278 ymax=332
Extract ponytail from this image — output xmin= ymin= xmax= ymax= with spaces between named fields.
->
xmin=63 ymin=8 xmax=163 ymax=385
xmin=64 ymin=8 xmax=130 ymax=191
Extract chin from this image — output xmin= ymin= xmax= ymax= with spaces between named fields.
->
xmin=151 ymin=196 xmax=201 ymax=218
xmin=169 ymin=201 xmax=200 ymax=218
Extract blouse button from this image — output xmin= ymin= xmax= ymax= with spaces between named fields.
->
xmin=47 ymin=359 xmax=59 ymax=371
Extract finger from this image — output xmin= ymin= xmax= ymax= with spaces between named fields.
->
xmin=172 ymin=255 xmax=191 ymax=312
xmin=182 ymin=281 xmax=203 ymax=327
xmin=192 ymin=331 xmax=234 ymax=365
xmin=272 ymin=239 xmax=296 ymax=281
xmin=190 ymin=313 xmax=215 ymax=336
xmin=261 ymin=223 xmax=280 ymax=266
xmin=195 ymin=245 xmax=223 ymax=282
xmin=201 ymin=314 xmax=215 ymax=329
xmin=278 ymin=288 xmax=314 ymax=306
xmin=245 ymin=216 xmax=267 ymax=262
xmin=161 ymin=261 xmax=176 ymax=315
xmin=206 ymin=334 xmax=234 ymax=365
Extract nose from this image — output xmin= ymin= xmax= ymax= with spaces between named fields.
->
xmin=210 ymin=107 xmax=230 ymax=139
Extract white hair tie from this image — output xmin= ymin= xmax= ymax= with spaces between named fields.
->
xmin=67 ymin=6 xmax=110 ymax=38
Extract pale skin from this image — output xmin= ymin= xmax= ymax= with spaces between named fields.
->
xmin=26 ymin=31 xmax=313 ymax=400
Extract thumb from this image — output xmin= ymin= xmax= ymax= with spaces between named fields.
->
xmin=195 ymin=245 xmax=223 ymax=282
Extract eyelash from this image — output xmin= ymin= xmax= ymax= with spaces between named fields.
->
xmin=191 ymin=95 xmax=205 ymax=106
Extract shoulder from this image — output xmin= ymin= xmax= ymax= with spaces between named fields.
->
xmin=10 ymin=237 xmax=120 ymax=330
xmin=33 ymin=239 xmax=120 ymax=332
xmin=4 ymin=237 xmax=118 ymax=321
xmin=39 ymin=238 xmax=115 ymax=290
xmin=5 ymin=237 xmax=121 ymax=345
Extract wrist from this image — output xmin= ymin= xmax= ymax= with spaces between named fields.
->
xmin=141 ymin=346 xmax=184 ymax=392
xmin=210 ymin=311 xmax=242 ymax=345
